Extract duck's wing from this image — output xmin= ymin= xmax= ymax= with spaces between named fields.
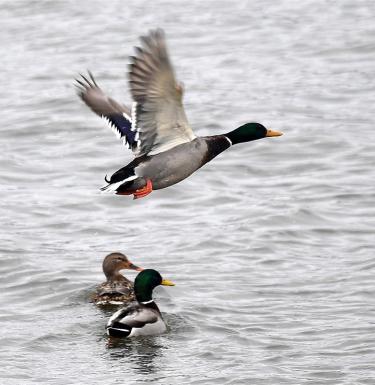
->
xmin=106 ymin=303 xmax=158 ymax=337
xmin=75 ymin=72 xmax=140 ymax=152
xmin=129 ymin=29 xmax=196 ymax=157
xmin=97 ymin=281 xmax=133 ymax=296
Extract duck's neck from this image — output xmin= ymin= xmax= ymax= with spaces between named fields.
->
xmin=107 ymin=272 xmax=128 ymax=283
xmin=202 ymin=135 xmax=232 ymax=164
xmin=134 ymin=279 xmax=154 ymax=304
xmin=135 ymin=287 xmax=153 ymax=304
xmin=134 ymin=285 xmax=161 ymax=313
xmin=136 ymin=289 xmax=161 ymax=313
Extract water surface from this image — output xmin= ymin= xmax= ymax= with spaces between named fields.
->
xmin=1 ymin=0 xmax=375 ymax=384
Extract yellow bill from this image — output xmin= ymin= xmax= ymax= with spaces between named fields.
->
xmin=266 ymin=129 xmax=283 ymax=137
xmin=161 ymin=279 xmax=175 ymax=286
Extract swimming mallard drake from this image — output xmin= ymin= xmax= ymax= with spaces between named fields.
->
xmin=106 ymin=269 xmax=174 ymax=337
xmin=76 ymin=29 xmax=283 ymax=199
xmin=92 ymin=252 xmax=143 ymax=306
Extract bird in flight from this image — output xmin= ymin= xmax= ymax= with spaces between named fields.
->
xmin=76 ymin=29 xmax=282 ymax=200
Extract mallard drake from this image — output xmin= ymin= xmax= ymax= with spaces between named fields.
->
xmin=106 ymin=269 xmax=174 ymax=337
xmin=92 ymin=252 xmax=143 ymax=306
xmin=76 ymin=29 xmax=283 ymax=199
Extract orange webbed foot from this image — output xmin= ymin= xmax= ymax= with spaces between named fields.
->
xmin=133 ymin=179 xmax=153 ymax=200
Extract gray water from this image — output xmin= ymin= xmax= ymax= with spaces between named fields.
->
xmin=1 ymin=0 xmax=375 ymax=384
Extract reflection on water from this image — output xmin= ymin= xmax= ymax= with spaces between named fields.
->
xmin=105 ymin=312 xmax=191 ymax=378
xmin=107 ymin=337 xmax=164 ymax=376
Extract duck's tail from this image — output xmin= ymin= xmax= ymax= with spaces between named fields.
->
xmin=100 ymin=174 xmax=138 ymax=193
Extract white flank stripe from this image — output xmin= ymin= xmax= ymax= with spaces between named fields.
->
xmin=100 ymin=175 xmax=138 ymax=193
xmin=106 ymin=327 xmax=129 ymax=336
xmin=109 ymin=327 xmax=130 ymax=332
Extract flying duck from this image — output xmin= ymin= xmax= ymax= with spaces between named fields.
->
xmin=92 ymin=252 xmax=143 ymax=306
xmin=76 ymin=29 xmax=283 ymax=199
xmin=106 ymin=269 xmax=175 ymax=337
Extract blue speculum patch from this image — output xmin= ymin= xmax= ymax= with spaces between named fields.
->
xmin=108 ymin=114 xmax=137 ymax=145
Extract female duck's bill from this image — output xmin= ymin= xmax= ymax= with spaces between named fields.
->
xmin=106 ymin=269 xmax=175 ymax=338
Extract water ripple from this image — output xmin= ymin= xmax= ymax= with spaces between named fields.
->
xmin=1 ymin=0 xmax=375 ymax=384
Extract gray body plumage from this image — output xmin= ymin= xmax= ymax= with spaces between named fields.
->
xmin=135 ymin=137 xmax=219 ymax=189
xmin=109 ymin=135 xmax=230 ymax=194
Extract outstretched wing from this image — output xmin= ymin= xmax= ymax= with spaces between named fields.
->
xmin=75 ymin=72 xmax=139 ymax=151
xmin=129 ymin=29 xmax=196 ymax=157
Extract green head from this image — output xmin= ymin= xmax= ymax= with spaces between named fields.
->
xmin=134 ymin=269 xmax=175 ymax=303
xmin=225 ymin=123 xmax=282 ymax=145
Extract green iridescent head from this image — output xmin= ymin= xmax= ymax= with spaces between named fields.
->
xmin=134 ymin=269 xmax=175 ymax=303
xmin=225 ymin=123 xmax=282 ymax=145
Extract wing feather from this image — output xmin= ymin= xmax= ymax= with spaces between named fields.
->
xmin=75 ymin=72 xmax=139 ymax=151
xmin=107 ymin=304 xmax=158 ymax=330
xmin=129 ymin=29 xmax=196 ymax=156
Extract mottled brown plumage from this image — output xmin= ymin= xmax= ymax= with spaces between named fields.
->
xmin=92 ymin=252 xmax=143 ymax=306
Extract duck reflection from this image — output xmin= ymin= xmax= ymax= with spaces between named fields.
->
xmin=106 ymin=336 xmax=164 ymax=375
xmin=103 ymin=312 xmax=188 ymax=376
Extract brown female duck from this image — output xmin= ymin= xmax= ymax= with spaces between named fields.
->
xmin=92 ymin=252 xmax=143 ymax=306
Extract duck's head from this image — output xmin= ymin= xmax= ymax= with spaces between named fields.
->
xmin=134 ymin=269 xmax=175 ymax=303
xmin=225 ymin=123 xmax=283 ymax=145
xmin=102 ymin=252 xmax=143 ymax=280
